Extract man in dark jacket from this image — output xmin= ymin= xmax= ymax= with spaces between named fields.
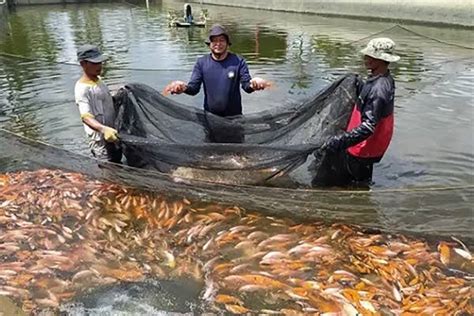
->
xmin=164 ymin=24 xmax=270 ymax=117
xmin=313 ymin=37 xmax=400 ymax=186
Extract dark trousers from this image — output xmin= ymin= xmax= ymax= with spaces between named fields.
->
xmin=108 ymin=144 xmax=123 ymax=164
xmin=205 ymin=125 xmax=245 ymax=143
xmin=91 ymin=142 xmax=122 ymax=164
xmin=203 ymin=113 xmax=245 ymax=143
xmin=312 ymin=149 xmax=373 ymax=187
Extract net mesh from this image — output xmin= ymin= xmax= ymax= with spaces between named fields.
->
xmin=113 ymin=74 xmax=360 ymax=185
xmin=1 ymin=128 xmax=472 ymax=243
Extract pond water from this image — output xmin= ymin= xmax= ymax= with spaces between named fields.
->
xmin=0 ymin=2 xmax=473 ymax=237
xmin=0 ymin=2 xmax=472 ymax=189
xmin=0 ymin=2 xmax=473 ymax=314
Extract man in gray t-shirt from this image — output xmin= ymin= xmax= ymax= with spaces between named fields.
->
xmin=74 ymin=45 xmax=122 ymax=163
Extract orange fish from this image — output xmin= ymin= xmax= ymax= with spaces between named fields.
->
xmin=215 ymin=294 xmax=244 ymax=305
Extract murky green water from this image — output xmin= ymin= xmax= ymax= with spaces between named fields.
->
xmin=0 ymin=1 xmax=473 ymax=237
xmin=0 ymin=2 xmax=472 ymax=189
xmin=0 ymin=4 xmax=473 ymax=313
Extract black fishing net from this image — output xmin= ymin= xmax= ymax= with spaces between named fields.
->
xmin=0 ymin=74 xmax=472 ymax=243
xmin=113 ymin=74 xmax=360 ymax=185
xmin=1 ymin=128 xmax=473 ymax=244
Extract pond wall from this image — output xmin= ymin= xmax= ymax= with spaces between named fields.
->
xmin=186 ymin=0 xmax=473 ymax=28
xmin=7 ymin=0 xmax=473 ymax=27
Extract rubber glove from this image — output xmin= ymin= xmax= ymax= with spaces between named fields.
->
xmin=323 ymin=135 xmax=344 ymax=153
xmin=102 ymin=126 xmax=119 ymax=142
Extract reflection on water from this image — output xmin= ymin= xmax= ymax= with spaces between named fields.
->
xmin=0 ymin=2 xmax=472 ymax=189
xmin=229 ymin=25 xmax=288 ymax=62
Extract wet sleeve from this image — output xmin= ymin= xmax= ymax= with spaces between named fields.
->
xmin=75 ymin=86 xmax=94 ymax=120
xmin=239 ymin=58 xmax=254 ymax=94
xmin=339 ymin=83 xmax=389 ymax=149
xmin=185 ymin=60 xmax=203 ymax=96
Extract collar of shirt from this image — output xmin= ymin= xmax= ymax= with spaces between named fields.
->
xmin=367 ymin=70 xmax=391 ymax=83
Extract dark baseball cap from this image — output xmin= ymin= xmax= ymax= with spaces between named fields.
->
xmin=77 ymin=44 xmax=108 ymax=63
xmin=205 ymin=24 xmax=231 ymax=45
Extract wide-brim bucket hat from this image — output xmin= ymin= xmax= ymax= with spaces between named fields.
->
xmin=205 ymin=24 xmax=231 ymax=46
xmin=360 ymin=37 xmax=400 ymax=63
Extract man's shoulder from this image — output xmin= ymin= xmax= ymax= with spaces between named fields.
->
xmin=75 ymin=79 xmax=91 ymax=95
xmin=75 ymin=78 xmax=109 ymax=99
xmin=75 ymin=78 xmax=98 ymax=89
xmin=196 ymin=54 xmax=211 ymax=63
xmin=220 ymin=53 xmax=248 ymax=69
xmin=227 ymin=52 xmax=246 ymax=63
xmin=197 ymin=53 xmax=245 ymax=61
xmin=367 ymin=73 xmax=393 ymax=88
xmin=373 ymin=74 xmax=394 ymax=90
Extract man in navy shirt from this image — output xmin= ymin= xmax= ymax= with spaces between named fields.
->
xmin=164 ymin=24 xmax=270 ymax=117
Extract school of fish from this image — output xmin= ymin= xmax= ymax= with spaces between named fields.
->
xmin=0 ymin=169 xmax=472 ymax=314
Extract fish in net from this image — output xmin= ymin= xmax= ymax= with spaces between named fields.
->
xmin=113 ymin=73 xmax=361 ymax=186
